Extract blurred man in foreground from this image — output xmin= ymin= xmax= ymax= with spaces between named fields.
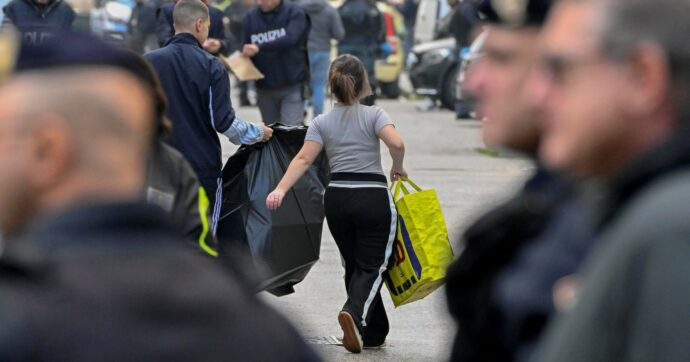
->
xmin=0 ymin=34 xmax=317 ymax=361
xmin=444 ymin=0 xmax=592 ymax=361
xmin=530 ymin=0 xmax=690 ymax=360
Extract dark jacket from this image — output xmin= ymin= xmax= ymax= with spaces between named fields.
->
xmin=146 ymin=141 xmax=218 ymax=256
xmin=145 ymin=33 xmax=235 ymax=182
xmin=155 ymin=2 xmax=229 ymax=55
xmin=436 ymin=1 xmax=477 ymax=48
xmin=294 ymin=0 xmax=344 ymax=51
xmin=536 ymin=128 xmax=690 ymax=362
xmin=446 ymin=167 xmax=592 ymax=362
xmin=224 ymin=0 xmax=252 ymax=52
xmin=0 ymin=201 xmax=319 ymax=361
xmin=242 ymin=0 xmax=310 ymax=89
xmin=338 ymin=0 xmax=384 ymax=47
xmin=2 ymin=0 xmax=74 ymax=45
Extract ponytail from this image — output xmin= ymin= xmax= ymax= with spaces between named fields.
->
xmin=328 ymin=54 xmax=372 ymax=105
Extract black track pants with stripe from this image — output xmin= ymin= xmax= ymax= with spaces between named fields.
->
xmin=324 ymin=173 xmax=396 ymax=346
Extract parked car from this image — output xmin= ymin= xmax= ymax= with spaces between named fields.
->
xmin=407 ymin=29 xmax=484 ymax=110
xmin=413 ymin=0 xmax=450 ymax=45
xmin=407 ymin=36 xmax=457 ymax=109
xmin=375 ymin=1 xmax=405 ymax=98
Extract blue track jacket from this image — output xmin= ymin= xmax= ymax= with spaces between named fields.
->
xmin=145 ymin=33 xmax=235 ymax=181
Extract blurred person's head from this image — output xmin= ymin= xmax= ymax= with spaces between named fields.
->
xmin=463 ymin=0 xmax=553 ymax=155
xmin=0 ymin=69 xmax=153 ymax=238
xmin=328 ymin=54 xmax=373 ymax=106
xmin=31 ymin=0 xmax=52 ymax=5
xmin=173 ymin=0 xmax=211 ymax=44
xmin=530 ymin=0 xmax=688 ymax=178
xmin=257 ymin=0 xmax=280 ymax=12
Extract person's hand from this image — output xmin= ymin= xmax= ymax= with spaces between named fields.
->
xmin=203 ymin=38 xmax=221 ymax=54
xmin=266 ymin=188 xmax=286 ymax=210
xmin=242 ymin=44 xmax=259 ymax=57
xmin=261 ymin=125 xmax=273 ymax=142
xmin=390 ymin=166 xmax=407 ymax=181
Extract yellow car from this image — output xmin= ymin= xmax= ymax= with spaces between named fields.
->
xmin=374 ymin=2 xmax=405 ymax=98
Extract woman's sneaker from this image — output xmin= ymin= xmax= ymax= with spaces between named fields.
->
xmin=338 ymin=311 xmax=363 ymax=353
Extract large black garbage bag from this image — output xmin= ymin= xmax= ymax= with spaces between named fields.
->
xmin=217 ymin=124 xmax=329 ymax=296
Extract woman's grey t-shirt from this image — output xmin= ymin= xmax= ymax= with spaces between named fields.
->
xmin=305 ymin=103 xmax=393 ymax=174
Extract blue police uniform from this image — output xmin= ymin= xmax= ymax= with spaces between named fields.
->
xmin=2 ymin=0 xmax=74 ymax=45
xmin=242 ymin=1 xmax=309 ymax=90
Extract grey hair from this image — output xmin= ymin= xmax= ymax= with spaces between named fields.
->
xmin=173 ymin=0 xmax=209 ymax=30
xmin=594 ymin=0 xmax=690 ymax=118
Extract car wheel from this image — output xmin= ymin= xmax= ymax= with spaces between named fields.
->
xmin=378 ymin=80 xmax=401 ymax=99
xmin=440 ymin=64 xmax=459 ymax=110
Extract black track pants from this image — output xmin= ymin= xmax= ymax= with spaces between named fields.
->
xmin=324 ymin=173 xmax=397 ymax=345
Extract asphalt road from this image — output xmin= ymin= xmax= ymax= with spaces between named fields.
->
xmin=220 ymin=95 xmax=531 ymax=361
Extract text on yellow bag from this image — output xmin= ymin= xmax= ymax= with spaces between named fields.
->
xmin=384 ymin=177 xmax=454 ymax=307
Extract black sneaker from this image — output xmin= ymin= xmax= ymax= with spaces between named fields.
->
xmin=363 ymin=340 xmax=386 ymax=349
xmin=338 ymin=311 xmax=363 ymax=353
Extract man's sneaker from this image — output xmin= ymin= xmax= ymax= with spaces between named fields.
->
xmin=338 ymin=311 xmax=363 ymax=353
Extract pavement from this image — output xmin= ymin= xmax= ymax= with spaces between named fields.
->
xmin=220 ymin=94 xmax=532 ymax=361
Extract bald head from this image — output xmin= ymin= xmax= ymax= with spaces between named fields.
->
xmin=0 ymin=67 xmax=154 ymax=236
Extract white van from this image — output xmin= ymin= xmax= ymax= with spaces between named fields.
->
xmin=413 ymin=0 xmax=451 ymax=44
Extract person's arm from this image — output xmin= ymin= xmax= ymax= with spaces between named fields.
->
xmin=209 ymin=60 xmax=272 ymax=143
xmin=64 ymin=4 xmax=76 ymax=29
xmin=330 ymin=6 xmax=345 ymax=41
xmin=253 ymin=9 xmax=308 ymax=52
xmin=206 ymin=9 xmax=230 ymax=55
xmin=155 ymin=5 xmax=174 ymax=47
xmin=266 ymin=141 xmax=323 ymax=210
xmin=223 ymin=117 xmax=272 ymax=144
xmin=375 ymin=9 xmax=386 ymax=44
xmin=378 ymin=124 xmax=407 ymax=181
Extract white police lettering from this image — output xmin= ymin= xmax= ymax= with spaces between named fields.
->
xmin=250 ymin=28 xmax=287 ymax=45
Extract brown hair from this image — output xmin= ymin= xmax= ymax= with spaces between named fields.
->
xmin=328 ymin=54 xmax=372 ymax=105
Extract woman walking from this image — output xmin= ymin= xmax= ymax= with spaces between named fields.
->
xmin=266 ymin=54 xmax=406 ymax=353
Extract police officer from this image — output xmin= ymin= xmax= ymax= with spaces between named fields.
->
xmin=1 ymin=0 xmax=74 ymax=45
xmin=146 ymin=0 xmax=272 ymax=236
xmin=337 ymin=0 xmax=385 ymax=106
xmin=0 ymin=32 xmax=319 ymax=361
xmin=444 ymin=0 xmax=592 ymax=361
xmin=242 ymin=0 xmax=310 ymax=125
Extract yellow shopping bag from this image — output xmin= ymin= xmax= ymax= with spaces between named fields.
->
xmin=384 ymin=177 xmax=454 ymax=307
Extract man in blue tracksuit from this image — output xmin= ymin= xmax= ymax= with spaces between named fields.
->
xmin=1 ymin=0 xmax=74 ymax=45
xmin=145 ymin=0 xmax=272 ymax=235
xmin=242 ymin=0 xmax=310 ymax=125
xmin=156 ymin=0 xmax=229 ymax=55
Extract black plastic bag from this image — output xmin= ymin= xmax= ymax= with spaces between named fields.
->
xmin=217 ymin=124 xmax=329 ymax=296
